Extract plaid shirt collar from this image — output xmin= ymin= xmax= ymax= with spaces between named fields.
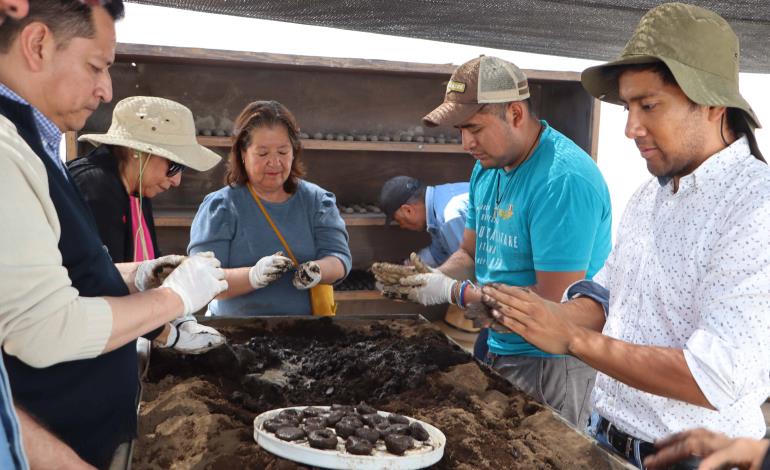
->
xmin=0 ymin=82 xmax=63 ymax=162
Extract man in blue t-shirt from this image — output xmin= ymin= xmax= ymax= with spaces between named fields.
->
xmin=380 ymin=55 xmax=611 ymax=428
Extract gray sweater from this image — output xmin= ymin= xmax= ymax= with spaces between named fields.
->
xmin=0 ymin=115 xmax=112 ymax=368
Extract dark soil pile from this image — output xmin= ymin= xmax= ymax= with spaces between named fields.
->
xmin=132 ymin=318 xmax=621 ymax=470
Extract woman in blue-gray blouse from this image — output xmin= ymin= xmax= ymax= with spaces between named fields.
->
xmin=189 ymin=100 xmax=351 ymax=316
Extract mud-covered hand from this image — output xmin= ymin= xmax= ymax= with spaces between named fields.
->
xmin=371 ymin=252 xmax=434 ymax=286
xmin=293 ymin=261 xmax=322 ymax=290
xmin=382 ymin=272 xmax=455 ymax=306
xmin=161 ymin=252 xmax=228 ymax=316
xmin=464 ymin=301 xmax=512 ymax=333
xmin=482 ymin=283 xmax=575 ymax=354
xmin=134 ymin=254 xmax=187 ymax=291
xmin=249 ymin=251 xmax=293 ymax=289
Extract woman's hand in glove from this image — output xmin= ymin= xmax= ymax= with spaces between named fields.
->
xmin=249 ymin=252 xmax=293 ymax=289
xmin=293 ymin=261 xmax=322 ymax=290
xmin=135 ymin=255 xmax=187 ymax=291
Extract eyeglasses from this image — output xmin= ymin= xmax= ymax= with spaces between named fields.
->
xmin=166 ymin=161 xmax=186 ymax=178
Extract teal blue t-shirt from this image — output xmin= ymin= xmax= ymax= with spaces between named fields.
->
xmin=466 ymin=121 xmax=612 ymax=356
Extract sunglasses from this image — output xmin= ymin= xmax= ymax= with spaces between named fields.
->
xmin=166 ymin=161 xmax=186 ymax=178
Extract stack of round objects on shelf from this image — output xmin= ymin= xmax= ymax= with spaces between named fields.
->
xmin=335 ymin=269 xmax=376 ymax=291
xmin=337 ymin=203 xmax=382 ymax=215
xmin=298 ymin=131 xmax=460 ymax=144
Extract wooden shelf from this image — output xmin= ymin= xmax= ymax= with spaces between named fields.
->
xmin=197 ymin=136 xmax=464 ymax=154
xmin=334 ymin=290 xmax=382 ymax=301
xmin=154 ymin=210 xmax=391 ymax=228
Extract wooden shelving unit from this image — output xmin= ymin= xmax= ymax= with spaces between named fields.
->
xmin=154 ymin=210 xmax=389 ymax=227
xmin=197 ymin=136 xmax=465 ymax=154
xmin=73 ymin=43 xmax=600 ymax=316
xmin=334 ymin=290 xmax=382 ymax=301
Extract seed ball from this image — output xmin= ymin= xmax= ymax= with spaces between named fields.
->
xmin=355 ymin=426 xmax=380 ymax=444
xmin=356 ymin=402 xmax=377 ymax=415
xmin=275 ymin=426 xmax=305 ymax=441
xmin=308 ymin=429 xmax=338 ymax=450
xmin=387 ymin=414 xmax=410 ymax=425
xmin=384 ymin=434 xmax=414 ymax=455
xmin=409 ymin=421 xmax=430 ymax=441
xmin=345 ymin=436 xmax=373 ymax=455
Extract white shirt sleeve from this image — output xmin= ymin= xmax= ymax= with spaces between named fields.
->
xmin=685 ymin=196 xmax=770 ymax=410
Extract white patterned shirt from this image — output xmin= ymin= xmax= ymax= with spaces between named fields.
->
xmin=592 ymin=136 xmax=770 ymax=442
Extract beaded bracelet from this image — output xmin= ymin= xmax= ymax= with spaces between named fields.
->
xmin=458 ymin=280 xmax=470 ymax=309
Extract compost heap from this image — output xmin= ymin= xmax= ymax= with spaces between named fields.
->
xmin=133 ymin=318 xmax=614 ymax=469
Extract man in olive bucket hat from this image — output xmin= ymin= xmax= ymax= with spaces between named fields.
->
xmin=480 ymin=3 xmax=770 ymax=469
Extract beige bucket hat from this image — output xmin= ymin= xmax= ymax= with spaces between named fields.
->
xmin=79 ymin=96 xmax=221 ymax=172
xmin=581 ymin=3 xmax=762 ymax=158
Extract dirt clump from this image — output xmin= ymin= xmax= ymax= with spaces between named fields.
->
xmin=132 ymin=318 xmax=617 ymax=469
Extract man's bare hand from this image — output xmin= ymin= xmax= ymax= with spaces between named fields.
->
xmin=481 ymin=283 xmax=575 ymax=354
xmin=644 ymin=428 xmax=769 ymax=470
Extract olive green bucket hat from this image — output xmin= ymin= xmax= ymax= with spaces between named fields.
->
xmin=581 ymin=2 xmax=763 ymax=158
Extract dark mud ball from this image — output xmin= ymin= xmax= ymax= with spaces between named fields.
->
xmin=335 ymin=418 xmax=362 ymax=439
xmin=302 ymin=417 xmax=327 ymax=432
xmin=301 ymin=407 xmax=323 ymax=418
xmin=264 ymin=418 xmax=296 ymax=433
xmin=409 ymin=422 xmax=430 ymax=441
xmin=345 ymin=436 xmax=374 ymax=456
xmin=356 ymin=402 xmax=377 ymax=415
xmin=361 ymin=413 xmax=387 ymax=427
xmin=385 ymin=423 xmax=410 ymax=436
xmin=339 ymin=416 xmax=363 ymax=428
xmin=384 ymin=434 xmax=414 ymax=455
xmin=331 ymin=404 xmax=354 ymax=413
xmin=308 ymin=429 xmax=338 ymax=450
xmin=355 ymin=426 xmax=380 ymax=444
xmin=275 ymin=426 xmax=306 ymax=441
xmin=374 ymin=421 xmax=392 ymax=436
xmin=325 ymin=410 xmax=345 ymax=426
xmin=387 ymin=414 xmax=410 ymax=425
xmin=278 ymin=409 xmax=301 ymax=421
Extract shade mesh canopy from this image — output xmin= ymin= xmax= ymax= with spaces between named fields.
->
xmin=129 ymin=1 xmax=770 ymax=73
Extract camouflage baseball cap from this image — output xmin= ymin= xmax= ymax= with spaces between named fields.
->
xmin=582 ymin=2 xmax=761 ymax=132
xmin=423 ymin=56 xmax=530 ymax=127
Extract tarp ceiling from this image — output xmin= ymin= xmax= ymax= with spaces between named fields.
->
xmin=130 ymin=1 xmax=770 ymax=73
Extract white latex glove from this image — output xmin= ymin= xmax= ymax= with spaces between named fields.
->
xmin=134 ymin=254 xmax=187 ymax=291
xmin=161 ymin=252 xmax=228 ymax=316
xmin=292 ymin=261 xmax=322 ymax=290
xmin=382 ymin=271 xmax=456 ymax=306
xmin=249 ymin=251 xmax=293 ymax=289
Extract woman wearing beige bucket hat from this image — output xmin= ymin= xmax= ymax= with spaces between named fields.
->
xmin=69 ymin=96 xmax=225 ymax=354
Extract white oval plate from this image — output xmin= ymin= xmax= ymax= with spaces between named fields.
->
xmin=254 ymin=406 xmax=446 ymax=470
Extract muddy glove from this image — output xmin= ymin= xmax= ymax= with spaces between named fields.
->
xmin=249 ymin=251 xmax=293 ymax=289
xmin=161 ymin=252 xmax=228 ymax=316
xmin=134 ymin=255 xmax=187 ymax=291
xmin=382 ymin=271 xmax=456 ymax=306
xmin=371 ymin=252 xmax=434 ymax=286
xmin=293 ymin=261 xmax=322 ymax=290
xmin=155 ymin=318 xmax=226 ymax=355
